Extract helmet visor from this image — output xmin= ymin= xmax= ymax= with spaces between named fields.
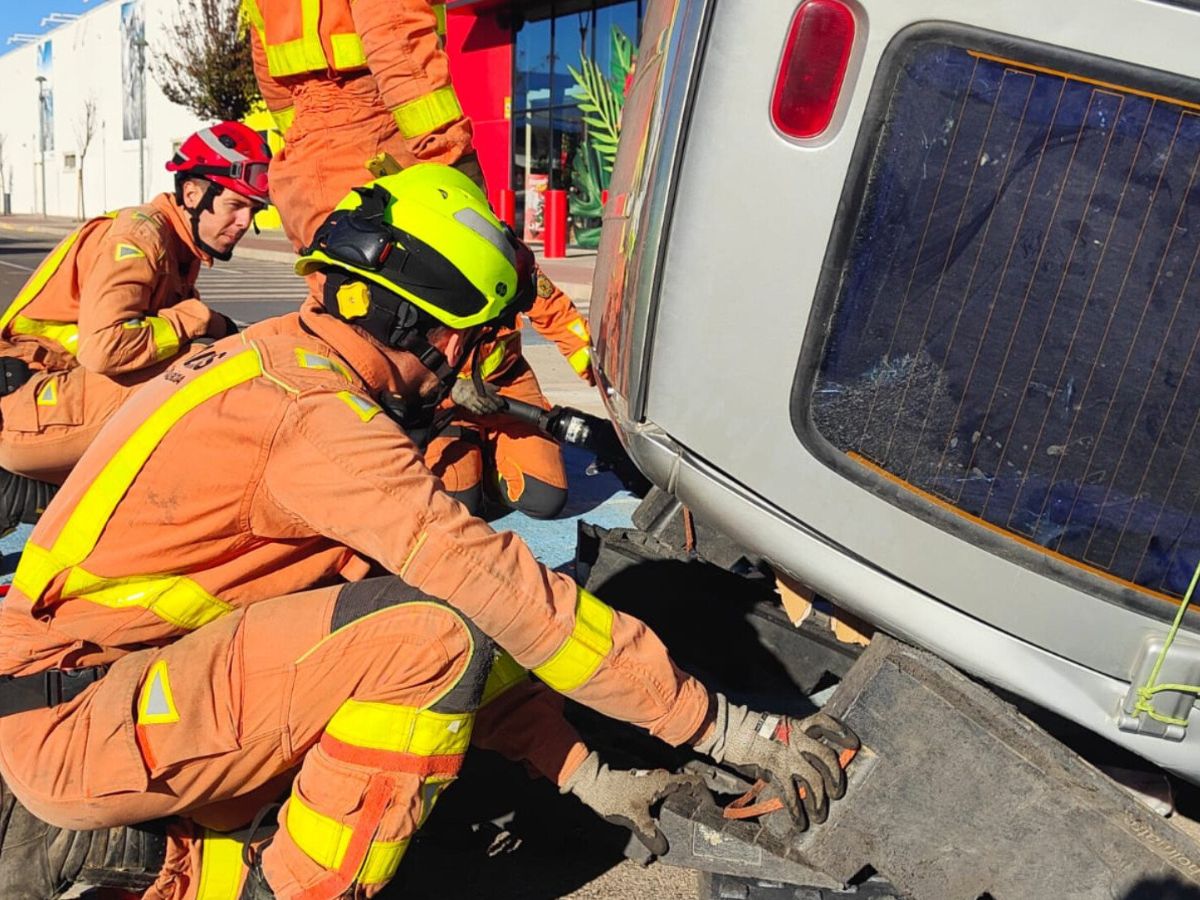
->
xmin=235 ymin=161 xmax=270 ymax=195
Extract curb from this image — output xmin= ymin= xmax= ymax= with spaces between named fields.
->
xmin=0 ymin=220 xmax=76 ymax=238
xmin=235 ymin=245 xmax=298 ymax=264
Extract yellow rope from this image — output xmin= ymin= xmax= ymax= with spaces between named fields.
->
xmin=1132 ymin=556 xmax=1200 ymax=727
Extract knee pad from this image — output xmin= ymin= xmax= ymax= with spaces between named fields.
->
xmin=445 ymin=483 xmax=483 ymax=516
xmin=330 ymin=577 xmax=496 ymax=714
xmin=499 ymin=473 xmax=567 ymax=520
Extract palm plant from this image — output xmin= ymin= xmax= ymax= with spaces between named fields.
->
xmin=567 ymin=26 xmax=635 ymax=248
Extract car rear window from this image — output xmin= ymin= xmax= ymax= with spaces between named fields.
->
xmin=811 ymin=31 xmax=1200 ymax=602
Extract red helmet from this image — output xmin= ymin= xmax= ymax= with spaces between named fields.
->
xmin=166 ymin=121 xmax=271 ymax=205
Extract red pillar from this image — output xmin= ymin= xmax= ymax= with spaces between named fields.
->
xmin=498 ymin=188 xmax=516 ymax=228
xmin=544 ymin=189 xmax=567 ymax=258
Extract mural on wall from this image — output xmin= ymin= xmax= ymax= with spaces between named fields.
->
xmin=568 ymin=25 xmax=635 ymax=248
xmin=121 ymin=0 xmax=146 ymax=141
xmin=36 ymin=41 xmax=53 ymax=152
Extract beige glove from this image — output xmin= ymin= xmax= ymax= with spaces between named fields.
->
xmin=562 ymin=751 xmax=701 ymax=856
xmin=450 ymin=377 xmax=505 ymax=416
xmin=693 ymin=693 xmax=858 ymax=832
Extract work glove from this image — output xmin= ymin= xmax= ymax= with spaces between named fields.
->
xmin=693 ymin=693 xmax=858 ymax=833
xmin=562 ymin=751 xmax=701 ymax=856
xmin=451 ymin=377 xmax=505 ymax=416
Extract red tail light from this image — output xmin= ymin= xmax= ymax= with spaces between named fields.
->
xmin=771 ymin=0 xmax=856 ymax=140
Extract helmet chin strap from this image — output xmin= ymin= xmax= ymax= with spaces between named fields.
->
xmin=182 ymin=181 xmax=233 ymax=262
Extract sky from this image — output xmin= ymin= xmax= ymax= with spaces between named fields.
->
xmin=0 ymin=0 xmax=105 ymax=48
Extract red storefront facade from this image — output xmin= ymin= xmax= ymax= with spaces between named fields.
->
xmin=445 ymin=0 xmax=647 ymax=247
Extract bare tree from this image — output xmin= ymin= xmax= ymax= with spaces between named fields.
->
xmin=73 ymin=99 xmax=98 ymax=220
xmin=150 ymin=0 xmax=260 ymax=121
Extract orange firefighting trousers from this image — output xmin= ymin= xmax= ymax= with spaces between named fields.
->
xmin=269 ymin=76 xmax=475 ymax=252
xmin=425 ymin=361 xmax=568 ymax=519
xmin=0 ymin=355 xmax=173 ymax=483
xmin=0 ymin=577 xmax=581 ymax=899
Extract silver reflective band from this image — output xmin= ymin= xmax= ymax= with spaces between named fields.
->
xmin=453 ymin=207 xmax=515 ymax=267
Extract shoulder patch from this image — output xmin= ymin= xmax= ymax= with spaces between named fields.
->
xmin=536 ymin=271 xmax=555 ymax=299
xmin=335 ymin=390 xmax=381 ymax=422
xmin=295 ymin=348 xmax=352 ymax=382
xmin=114 ymin=242 xmax=146 ymax=262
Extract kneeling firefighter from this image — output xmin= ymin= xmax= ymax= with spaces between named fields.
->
xmin=0 ymin=165 xmax=857 ymax=899
xmin=0 ymin=121 xmax=270 ymax=534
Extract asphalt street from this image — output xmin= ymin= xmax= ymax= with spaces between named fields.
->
xmin=0 ymin=228 xmax=700 ymax=900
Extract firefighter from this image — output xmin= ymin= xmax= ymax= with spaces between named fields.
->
xmin=243 ymin=0 xmax=477 ymax=251
xmin=429 ymin=272 xmax=595 ymax=518
xmin=243 ymin=0 xmax=596 ymax=517
xmin=0 ymin=121 xmax=271 ymax=532
xmin=0 ymin=167 xmax=856 ymax=899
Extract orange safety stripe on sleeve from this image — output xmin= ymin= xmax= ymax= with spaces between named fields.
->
xmin=531 ymin=588 xmax=614 ymax=693
xmin=13 ymin=347 xmax=264 ymax=623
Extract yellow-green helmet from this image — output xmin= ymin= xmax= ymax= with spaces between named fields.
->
xmin=296 ymin=164 xmax=536 ymax=337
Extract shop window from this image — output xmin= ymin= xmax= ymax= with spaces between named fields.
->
xmin=62 ymin=153 xmax=76 ymax=171
xmin=510 ymin=0 xmax=643 ymax=248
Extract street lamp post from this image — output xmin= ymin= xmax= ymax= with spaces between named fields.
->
xmin=34 ymin=75 xmax=47 ymax=216
xmin=137 ymin=37 xmax=147 ymax=203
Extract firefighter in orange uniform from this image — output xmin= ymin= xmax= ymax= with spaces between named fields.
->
xmin=429 ymin=270 xmax=596 ymax=518
xmin=243 ymin=0 xmax=597 ymax=517
xmin=243 ymin=0 xmax=478 ymax=251
xmin=0 ymin=121 xmax=270 ymax=531
xmin=0 ymin=168 xmax=855 ymax=899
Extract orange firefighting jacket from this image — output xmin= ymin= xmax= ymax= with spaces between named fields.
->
xmin=0 ymin=295 xmax=709 ymax=748
xmin=0 ymin=194 xmax=223 ymax=374
xmin=471 ymin=270 xmax=595 ymax=386
xmin=244 ymin=0 xmax=468 ymax=161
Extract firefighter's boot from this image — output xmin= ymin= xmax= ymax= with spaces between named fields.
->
xmin=0 ymin=467 xmax=58 ymax=534
xmin=0 ymin=777 xmax=166 ymax=898
xmin=240 ymin=858 xmax=275 ymax=899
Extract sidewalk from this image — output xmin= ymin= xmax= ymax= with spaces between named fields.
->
xmin=0 ymin=213 xmax=597 ymax=304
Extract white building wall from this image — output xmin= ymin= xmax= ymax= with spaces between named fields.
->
xmin=0 ymin=0 xmax=211 ymax=219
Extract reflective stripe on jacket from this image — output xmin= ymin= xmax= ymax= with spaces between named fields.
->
xmin=0 ymin=297 xmax=708 ymax=746
xmin=0 ymin=194 xmax=216 ymax=373
xmin=243 ymin=0 xmax=461 ymax=140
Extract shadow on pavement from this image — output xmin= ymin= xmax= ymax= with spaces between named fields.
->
xmin=382 ymin=752 xmax=636 ymax=899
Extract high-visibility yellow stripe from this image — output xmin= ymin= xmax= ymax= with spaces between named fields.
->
xmin=464 ymin=333 xmax=517 ymax=382
xmin=9 ymin=316 xmax=80 ymax=355
xmin=36 ymin=377 xmax=58 ymax=407
xmin=335 ymin=390 xmax=381 ymax=422
xmin=0 ymin=215 xmax=115 ymax=336
xmin=13 ymin=348 xmax=264 ymax=608
xmin=392 ymin=86 xmax=463 ymax=139
xmin=329 ymin=31 xmax=367 ymax=70
xmin=567 ymin=346 xmax=592 ymax=376
xmin=296 ymin=348 xmax=351 ymax=381
xmin=481 ymin=650 xmax=528 ymax=705
xmin=196 ymin=829 xmax=246 ymax=900
xmin=122 ymin=316 xmax=180 ymax=361
xmin=532 ymin=588 xmax=614 ymax=693
xmin=286 ymin=795 xmax=408 ymax=885
xmin=432 ymin=2 xmax=447 ymax=37
xmin=63 ymin=565 xmax=233 ymax=631
xmin=325 ymin=699 xmax=474 ymax=757
xmin=271 ymin=105 xmax=296 ymax=135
